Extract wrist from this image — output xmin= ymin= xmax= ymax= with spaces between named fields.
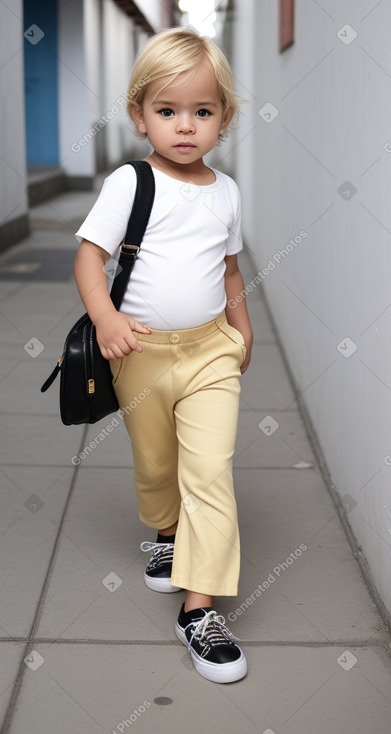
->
xmin=92 ymin=308 xmax=117 ymax=327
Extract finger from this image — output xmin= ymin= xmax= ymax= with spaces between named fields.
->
xmin=125 ymin=337 xmax=142 ymax=353
xmin=106 ymin=347 xmax=118 ymax=360
xmin=107 ymin=344 xmax=128 ymax=359
xmin=117 ymin=339 xmax=133 ymax=356
xmin=124 ymin=328 xmax=143 ymax=353
xmin=130 ymin=319 xmax=152 ymax=334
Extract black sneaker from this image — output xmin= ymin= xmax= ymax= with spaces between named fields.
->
xmin=175 ymin=603 xmax=247 ymax=683
xmin=140 ymin=541 xmax=183 ymax=593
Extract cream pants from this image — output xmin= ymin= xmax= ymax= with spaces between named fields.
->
xmin=111 ymin=310 xmax=246 ymax=596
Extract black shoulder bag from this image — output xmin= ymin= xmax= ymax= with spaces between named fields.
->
xmin=40 ymin=160 xmax=155 ymax=426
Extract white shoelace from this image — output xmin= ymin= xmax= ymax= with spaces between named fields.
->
xmin=140 ymin=545 xmax=244 ymax=652
xmin=140 ymin=541 xmax=174 ymax=567
xmin=185 ymin=611 xmax=241 ymax=657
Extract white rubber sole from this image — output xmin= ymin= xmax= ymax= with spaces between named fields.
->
xmin=175 ymin=623 xmax=248 ymax=683
xmin=144 ymin=573 xmax=183 ymax=593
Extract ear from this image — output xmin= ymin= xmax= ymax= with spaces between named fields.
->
xmin=129 ymin=102 xmax=147 ymax=134
xmin=219 ymin=106 xmax=235 ymax=135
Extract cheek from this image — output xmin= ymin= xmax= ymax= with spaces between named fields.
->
xmin=205 ymin=121 xmax=222 ymax=138
xmin=148 ymin=122 xmax=167 ymax=140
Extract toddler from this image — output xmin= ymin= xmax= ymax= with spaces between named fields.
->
xmin=74 ymin=27 xmax=253 ymax=683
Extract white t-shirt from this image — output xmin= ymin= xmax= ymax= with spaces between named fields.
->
xmin=75 ymin=163 xmax=243 ymax=329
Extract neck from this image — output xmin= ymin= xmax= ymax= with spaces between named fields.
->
xmin=145 ymin=152 xmax=209 ymax=183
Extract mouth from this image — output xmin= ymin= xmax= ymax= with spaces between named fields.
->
xmin=175 ymin=143 xmax=196 ymax=150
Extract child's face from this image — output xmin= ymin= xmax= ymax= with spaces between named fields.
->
xmin=131 ymin=60 xmax=233 ymax=166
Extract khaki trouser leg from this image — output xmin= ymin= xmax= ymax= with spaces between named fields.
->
xmin=111 ymin=343 xmax=181 ymax=531
xmin=111 ymin=312 xmax=245 ymax=596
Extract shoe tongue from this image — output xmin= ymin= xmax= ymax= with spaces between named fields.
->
xmin=186 ymin=606 xmax=213 ymax=621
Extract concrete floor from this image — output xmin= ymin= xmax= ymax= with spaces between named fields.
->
xmin=0 ymin=189 xmax=391 ymax=734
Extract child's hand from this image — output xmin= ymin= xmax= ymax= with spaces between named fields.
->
xmin=94 ymin=311 xmax=151 ymax=360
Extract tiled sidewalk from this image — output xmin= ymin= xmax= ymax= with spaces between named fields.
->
xmin=0 ymin=191 xmax=391 ymax=734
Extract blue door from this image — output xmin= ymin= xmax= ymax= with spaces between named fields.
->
xmin=23 ymin=0 xmax=59 ymax=166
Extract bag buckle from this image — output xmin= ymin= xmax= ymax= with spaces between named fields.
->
xmin=120 ymin=244 xmax=140 ymax=255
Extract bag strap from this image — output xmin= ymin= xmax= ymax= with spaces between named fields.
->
xmin=109 ymin=160 xmax=155 ymax=311
xmin=40 ymin=160 xmax=155 ymax=395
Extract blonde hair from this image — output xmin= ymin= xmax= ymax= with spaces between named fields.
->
xmin=126 ymin=27 xmax=240 ymax=141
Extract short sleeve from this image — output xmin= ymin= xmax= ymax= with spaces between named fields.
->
xmin=75 ymin=165 xmax=137 ymax=255
xmin=225 ymin=187 xmax=243 ymax=256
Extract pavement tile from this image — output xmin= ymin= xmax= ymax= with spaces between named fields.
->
xmin=235 ymin=408 xmax=315 ymax=467
xmin=0 ymin=643 xmax=25 ymax=723
xmin=1 ymin=414 xmax=85 ymax=466
xmin=33 ymin=465 xmax=387 ymax=645
xmin=230 ymin=468 xmax=387 ymax=642
xmin=239 ymin=342 xmax=296 ymax=410
xmin=29 ymin=191 xmax=100 ymax=228
xmin=79 ymin=420 xmax=134 ymax=468
xmin=7 ymin=643 xmax=391 ymax=734
xmin=0 ymin=248 xmax=76 ymax=283
xmin=0 ymin=358 xmax=64 ymax=416
xmin=245 ymin=292 xmax=276 ymax=343
xmin=0 ymin=282 xmax=23 ymax=302
xmin=0 ymin=466 xmax=73 ymax=637
xmin=0 ymin=281 xmax=82 ymax=337
xmin=34 ymin=467 xmax=181 ymax=641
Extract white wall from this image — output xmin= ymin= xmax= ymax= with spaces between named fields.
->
xmin=0 ymin=0 xmax=28 ymax=230
xmin=59 ymin=0 xmax=164 ymax=178
xmin=133 ymin=0 xmax=170 ymax=32
xmin=58 ymin=0 xmax=95 ymax=177
xmin=102 ymin=0 xmax=136 ymax=166
xmin=231 ymin=0 xmax=391 ymax=616
xmin=208 ymin=1 xmax=257 ymax=190
xmin=84 ymin=0 xmax=102 ymax=122
xmin=59 ymin=0 xmax=140 ymax=177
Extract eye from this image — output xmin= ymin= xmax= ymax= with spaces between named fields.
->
xmin=157 ymin=108 xmax=174 ymax=117
xmin=196 ymin=109 xmax=212 ymax=117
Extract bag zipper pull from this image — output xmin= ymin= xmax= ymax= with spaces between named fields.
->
xmin=40 ymin=355 xmax=63 ymax=392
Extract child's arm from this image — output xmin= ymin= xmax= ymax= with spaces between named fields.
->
xmin=74 ymin=239 xmax=151 ymax=360
xmin=224 ymin=254 xmax=253 ymax=373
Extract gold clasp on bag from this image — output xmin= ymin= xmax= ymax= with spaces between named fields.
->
xmin=88 ymin=379 xmax=95 ymax=394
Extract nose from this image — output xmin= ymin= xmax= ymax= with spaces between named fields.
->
xmin=176 ymin=113 xmax=195 ymax=134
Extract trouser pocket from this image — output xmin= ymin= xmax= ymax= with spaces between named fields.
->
xmin=217 ymin=320 xmax=247 ymax=367
xmin=110 ymin=357 xmax=124 ymax=384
